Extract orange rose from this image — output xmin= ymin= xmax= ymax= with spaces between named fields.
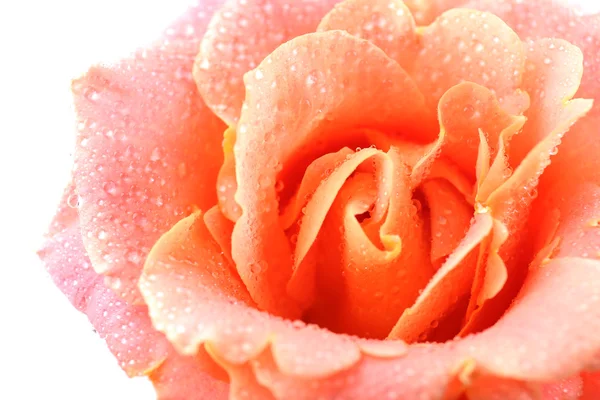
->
xmin=40 ymin=0 xmax=600 ymax=398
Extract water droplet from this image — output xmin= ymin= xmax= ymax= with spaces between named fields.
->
xmin=150 ymin=147 xmax=162 ymax=162
xmin=249 ymin=261 xmax=266 ymax=274
xmin=103 ymin=181 xmax=120 ymax=196
xmin=259 ymin=175 xmax=272 ymax=188
xmin=305 ymin=70 xmax=319 ymax=87
xmin=67 ymin=193 xmax=80 ymax=208
xmin=463 ymin=105 xmax=475 ymax=117
xmin=274 ymin=180 xmax=284 ymax=192
xmin=438 ymin=216 xmax=447 ymax=225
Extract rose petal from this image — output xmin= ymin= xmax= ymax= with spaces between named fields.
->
xmin=548 ymin=184 xmax=600 ymax=261
xmin=300 ymin=149 xmax=434 ymax=338
xmin=232 ymin=30 xmax=434 ymax=317
xmin=194 ymin=0 xmax=341 ymax=125
xmin=422 ymin=178 xmax=474 ymax=263
xmin=286 ymin=149 xmax=393 ymax=311
xmin=437 ymin=82 xmax=526 ymax=180
xmin=462 ymin=218 xmax=509 ymax=331
xmin=414 ymin=9 xmax=525 ymax=110
xmin=465 ymin=0 xmax=600 ymax=114
xmin=317 ymin=0 xmax=418 ymax=72
xmin=39 ymin=185 xmax=170 ymax=376
xmin=149 ymin=349 xmax=229 ymax=400
xmin=216 ymin=127 xmax=242 ymax=221
xmin=72 ymin=3 xmax=227 ymax=302
xmin=211 ymin=360 xmax=276 ymax=400
xmin=279 ymin=147 xmax=354 ymax=230
xmin=428 ymin=158 xmax=476 ymax=204
xmin=463 ymin=59 xmax=592 ymax=332
xmin=39 ymin=184 xmax=228 ymax=398
xmin=203 ymin=205 xmax=235 ymax=263
xmin=249 ymin=257 xmax=600 ymax=399
xmin=510 ymin=38 xmax=585 ymax=165
xmin=140 ymin=212 xmax=362 ymax=379
xmin=388 ymin=211 xmax=492 ymax=342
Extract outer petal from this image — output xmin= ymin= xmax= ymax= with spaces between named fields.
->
xmin=194 ymin=0 xmax=341 ymax=125
xmin=149 ymin=350 xmax=229 ymax=400
xmin=72 ymin=3 xmax=227 ymax=302
xmin=465 ymin=0 xmax=600 ymax=114
xmin=510 ymin=38 xmax=585 ymax=165
xmin=413 ymin=8 xmax=525 ymax=110
xmin=232 ymin=30 xmax=435 ymax=317
xmin=38 ymin=184 xmax=228 ymax=398
xmin=317 ymin=0 xmax=419 ymax=72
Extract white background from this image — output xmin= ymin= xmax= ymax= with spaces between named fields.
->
xmin=0 ymin=0 xmax=598 ymax=399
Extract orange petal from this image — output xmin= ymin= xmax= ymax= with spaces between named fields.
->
xmin=428 ymin=158 xmax=476 ymax=204
xmin=437 ymin=82 xmax=526 ymax=180
xmin=414 ymin=9 xmax=525 ymax=110
xmin=465 ymin=0 xmax=600 ymax=115
xmin=475 ymin=129 xmax=490 ymax=189
xmin=141 ymin=210 xmax=254 ymax=355
xmin=72 ymin=4 xmax=226 ymax=302
xmin=216 ymin=126 xmax=242 ymax=221
xmin=317 ymin=0 xmax=419 ymax=72
xmin=203 ymin=205 xmax=235 ymax=263
xmin=388 ymin=211 xmax=492 ymax=342
xmin=303 ymin=148 xmax=434 ymax=338
xmin=287 ymin=149 xmax=390 ymax=309
xmin=232 ymin=30 xmax=434 ymax=317
xmin=462 ymin=218 xmax=509 ymax=329
xmin=294 ymin=148 xmax=388 ymax=268
xmin=194 ymin=0 xmax=341 ymax=125
xmin=422 ymin=178 xmax=475 ymax=263
xmin=476 ymin=123 xmax=522 ymax=203
xmin=487 ymin=98 xmax=592 ymax=214
xmin=280 ymin=147 xmax=354 ymax=230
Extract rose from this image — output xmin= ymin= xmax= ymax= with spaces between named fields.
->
xmin=39 ymin=0 xmax=600 ymax=398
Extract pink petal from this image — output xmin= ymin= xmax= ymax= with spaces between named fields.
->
xmin=39 ymin=184 xmax=229 ymax=398
xmin=72 ymin=3 xmax=227 ymax=302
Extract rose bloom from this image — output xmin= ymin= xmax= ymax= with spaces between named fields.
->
xmin=39 ymin=0 xmax=600 ymax=398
